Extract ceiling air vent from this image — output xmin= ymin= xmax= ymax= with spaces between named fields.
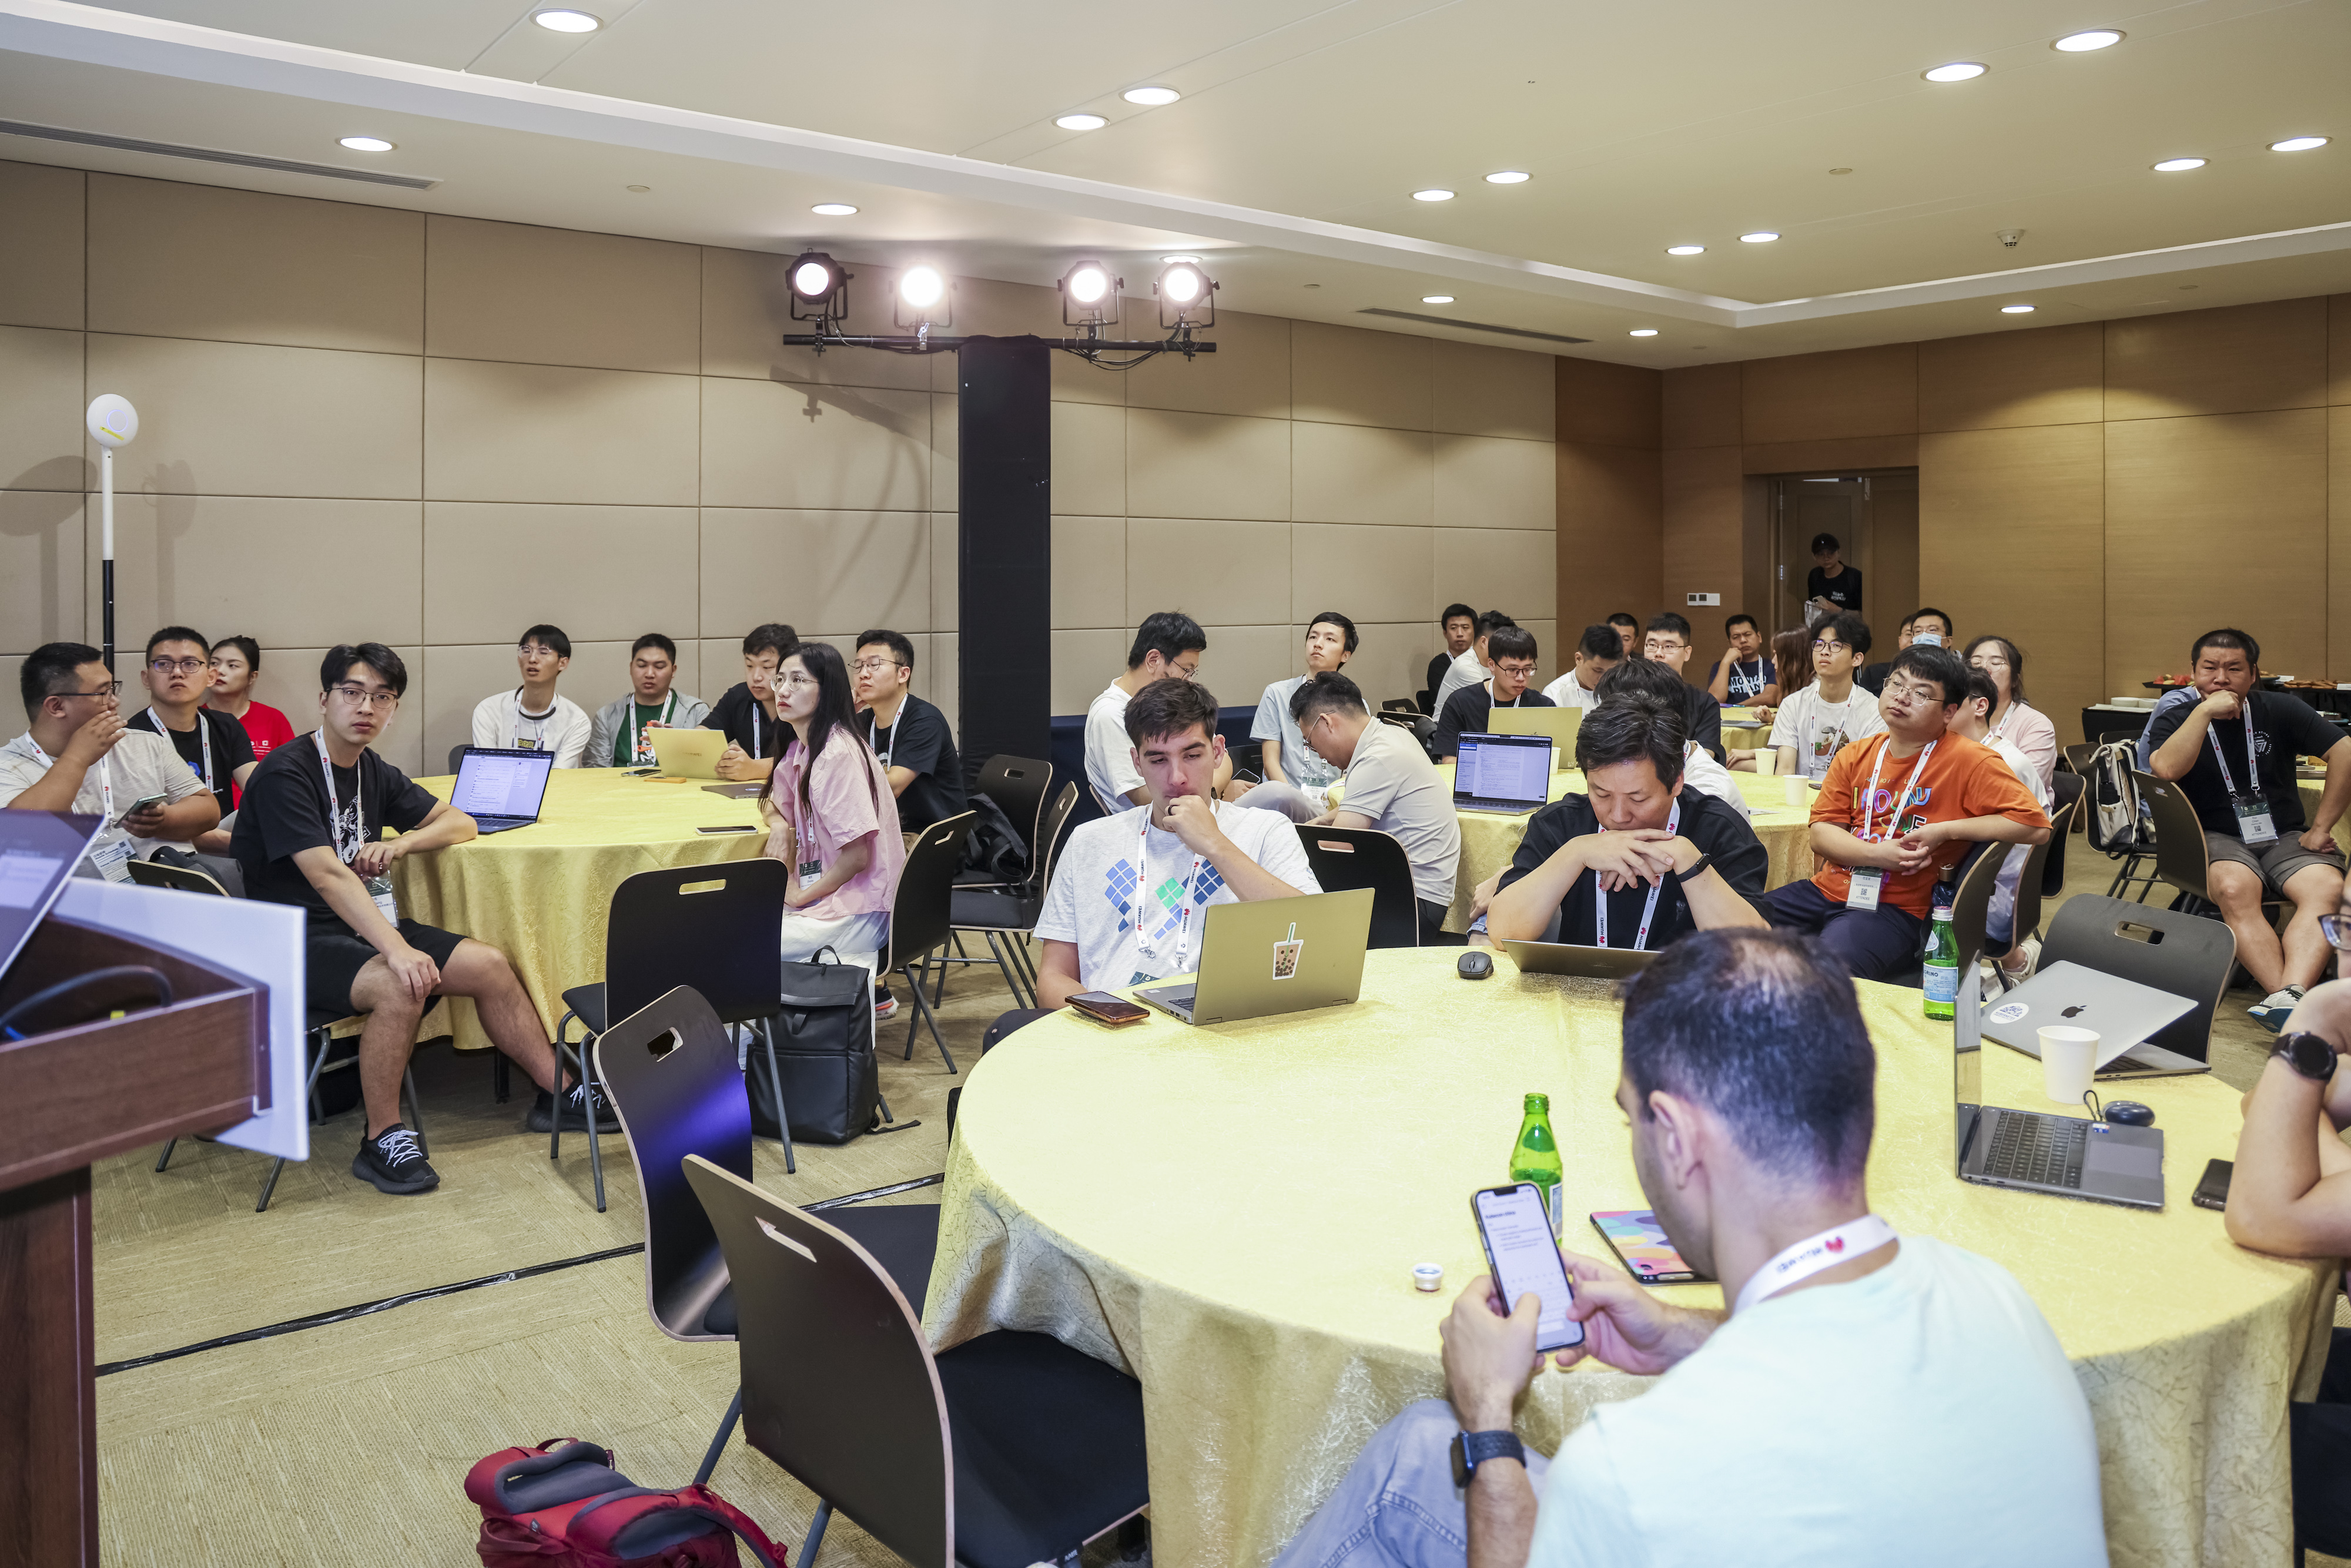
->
xmin=1358 ymin=308 xmax=1589 ymax=344
xmin=0 ymin=119 xmax=441 ymax=189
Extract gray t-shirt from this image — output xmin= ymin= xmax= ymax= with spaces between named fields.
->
xmin=1252 ymin=676 xmax=1342 ymax=792
xmin=0 ymin=729 xmax=211 ymax=879
xmin=1083 ymin=682 xmax=1144 ymax=816
xmin=1338 ymin=722 xmax=1462 ymax=907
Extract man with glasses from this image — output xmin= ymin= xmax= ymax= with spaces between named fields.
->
xmin=132 ymin=625 xmax=257 ymax=884
xmin=1636 ymin=613 xmax=1726 ymax=763
xmin=589 ymin=633 xmax=709 ymax=768
xmin=1858 ymin=608 xmax=1953 ymax=698
xmin=473 ymin=624 xmax=591 ymax=768
xmin=1764 ymin=611 xmax=1882 ymax=783
xmin=2 ymin=641 xmax=215 ymax=880
xmin=1291 ymin=671 xmax=1461 ymax=942
xmin=233 ymin=643 xmax=604 ymax=1195
xmin=1087 ymin=612 xmax=1230 ymax=815
xmin=851 ymin=629 xmax=964 ymax=836
xmin=1434 ymin=625 xmax=1553 ymax=762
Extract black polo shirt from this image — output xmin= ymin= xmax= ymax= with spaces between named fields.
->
xmin=1496 ymin=788 xmax=1768 ymax=948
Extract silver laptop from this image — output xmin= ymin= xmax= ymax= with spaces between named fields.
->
xmin=1955 ymin=967 xmax=2164 ymax=1210
xmin=1501 ymin=939 xmax=1656 ymax=981
xmin=1979 ymin=961 xmax=2205 ymax=1079
xmin=1453 ymin=733 xmax=1553 ymax=815
xmin=649 ymin=727 xmax=729 ymax=780
xmin=1486 ymin=707 xmax=1582 ymax=770
xmin=449 ymin=746 xmax=556 ymax=835
xmin=1134 ymin=889 xmax=1374 ymax=1026
xmin=0 ymin=811 xmax=103 ymax=982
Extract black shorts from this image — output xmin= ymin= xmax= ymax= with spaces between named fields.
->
xmin=306 ymin=919 xmax=467 ymax=1018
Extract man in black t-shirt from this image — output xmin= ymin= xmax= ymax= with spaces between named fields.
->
xmin=2148 ymin=626 xmax=2351 ymax=1029
xmin=1637 ymin=612 xmax=1727 ymax=762
xmin=1806 ymin=532 xmax=1862 ymax=619
xmin=1486 ymin=700 xmax=1769 ymax=947
xmin=231 ymin=643 xmax=606 ymax=1197
xmin=134 ymin=625 xmax=256 ymax=883
xmin=1433 ymin=625 xmax=1555 ymax=760
xmin=701 ymin=622 xmax=798 ymax=781
xmin=852 ymin=629 xmax=967 ymax=836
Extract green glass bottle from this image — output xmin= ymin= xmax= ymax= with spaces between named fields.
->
xmin=1923 ymin=903 xmax=1960 ymax=1021
xmin=1511 ymin=1092 xmax=1565 ymax=1237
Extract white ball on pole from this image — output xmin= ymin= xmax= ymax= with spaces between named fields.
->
xmin=85 ymin=394 xmax=137 ymax=671
xmin=86 ymin=393 xmax=138 ymax=447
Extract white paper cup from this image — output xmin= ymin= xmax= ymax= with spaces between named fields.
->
xmin=1753 ymin=748 xmax=1778 ymax=777
xmin=1783 ymin=776 xmax=1807 ymax=806
xmin=2039 ymin=1026 xmax=2099 ymax=1106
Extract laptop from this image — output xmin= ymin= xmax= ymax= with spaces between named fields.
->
xmin=1979 ymin=961 xmax=2205 ymax=1079
xmin=1486 ymin=706 xmax=1582 ymax=770
xmin=1452 ymin=733 xmax=1553 ymax=815
xmin=1955 ymin=964 xmax=2165 ymax=1210
xmin=0 ymin=811 xmax=103 ymax=983
xmin=1501 ymin=939 xmax=1656 ymax=981
xmin=450 ymin=746 xmax=557 ymax=835
xmin=649 ymin=727 xmax=729 ymax=780
xmin=1133 ymin=889 xmax=1374 ymax=1026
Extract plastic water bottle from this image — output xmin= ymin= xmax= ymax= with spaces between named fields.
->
xmin=1511 ymin=1093 xmax=1565 ymax=1237
xmin=1923 ymin=904 xmax=1960 ymax=1021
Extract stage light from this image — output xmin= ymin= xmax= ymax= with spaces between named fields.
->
xmin=1060 ymin=259 xmax=1122 ymax=326
xmin=784 ymin=251 xmax=849 ymax=324
xmin=1156 ymin=260 xmax=1215 ymax=329
xmin=895 ymin=263 xmax=952 ymax=327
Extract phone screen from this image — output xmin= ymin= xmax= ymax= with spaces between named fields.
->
xmin=1473 ymin=1184 xmax=1585 ymax=1351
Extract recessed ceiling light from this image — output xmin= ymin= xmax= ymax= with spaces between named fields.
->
xmin=1922 ymin=62 xmax=1988 ymax=82
xmin=1054 ymin=113 xmax=1107 ymax=131
xmin=1484 ymin=170 xmax=1531 ymax=185
xmin=1629 ymin=329 xmax=1659 ymax=337
xmin=533 ymin=9 xmax=600 ymax=32
xmin=338 ymin=136 xmax=395 ymax=153
xmin=811 ymin=203 xmax=858 ymax=216
xmin=1412 ymin=189 xmax=1455 ymax=202
xmin=2270 ymin=136 xmax=2330 ymax=153
xmin=1739 ymin=231 xmax=1780 ymax=243
xmin=2052 ymin=29 xmax=2124 ymax=51
xmin=1422 ymin=295 xmax=1455 ymax=304
xmin=1161 ymin=254 xmax=1200 ymax=264
xmin=1122 ymin=86 xmax=1180 ymax=106
xmin=2000 ymin=304 xmax=2035 ymax=314
xmin=1665 ymin=244 xmax=1706 ymax=256
xmin=2151 ymin=157 xmax=2206 ymax=172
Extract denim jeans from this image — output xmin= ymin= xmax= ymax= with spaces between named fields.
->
xmin=1270 ymin=1401 xmax=1551 ymax=1568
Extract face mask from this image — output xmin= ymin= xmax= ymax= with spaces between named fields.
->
xmin=1912 ymin=632 xmax=1943 ymax=647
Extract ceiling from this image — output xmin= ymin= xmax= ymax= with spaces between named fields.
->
xmin=1 ymin=0 xmax=2345 ymax=364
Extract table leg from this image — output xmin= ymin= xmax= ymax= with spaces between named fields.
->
xmin=0 ymin=1165 xmax=98 ymax=1567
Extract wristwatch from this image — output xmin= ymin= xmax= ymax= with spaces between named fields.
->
xmin=1677 ymin=850 xmax=1714 ymax=882
xmin=1451 ymin=1429 xmax=1526 ymax=1487
xmin=2271 ymin=1031 xmax=2339 ymax=1084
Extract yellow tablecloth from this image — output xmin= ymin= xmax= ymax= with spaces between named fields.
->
xmin=926 ymin=949 xmax=2336 ymax=1568
xmin=390 ymin=769 xmax=765 ymax=1050
xmin=2298 ymin=777 xmax=2351 ymax=858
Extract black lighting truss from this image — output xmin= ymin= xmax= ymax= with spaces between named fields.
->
xmin=779 ymin=320 xmax=1215 ymax=368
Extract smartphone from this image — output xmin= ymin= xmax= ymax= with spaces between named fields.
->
xmin=1472 ymin=1183 xmax=1585 ymax=1352
xmin=113 ymin=792 xmax=169 ymax=826
xmin=2192 ymin=1158 xmax=2233 ymax=1212
xmin=1589 ymin=1209 xmax=1705 ymax=1285
xmin=1067 ymin=990 xmax=1150 ymax=1027
xmin=695 ymin=825 xmax=757 ymax=835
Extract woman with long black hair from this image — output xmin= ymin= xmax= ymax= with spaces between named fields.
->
xmin=759 ymin=642 xmax=905 ymax=981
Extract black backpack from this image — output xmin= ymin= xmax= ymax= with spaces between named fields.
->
xmin=746 ymin=948 xmax=878 ymax=1144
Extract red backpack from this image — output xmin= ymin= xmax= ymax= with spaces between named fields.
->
xmin=466 ymin=1440 xmax=785 ymax=1568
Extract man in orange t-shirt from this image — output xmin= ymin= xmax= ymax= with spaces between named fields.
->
xmin=1760 ymin=645 xmax=2049 ymax=981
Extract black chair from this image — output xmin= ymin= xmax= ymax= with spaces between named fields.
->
xmin=2135 ymin=770 xmax=2289 ymax=924
xmin=949 ymin=783 xmax=1078 ymax=1009
xmin=2059 ymin=742 xmax=2101 ymax=776
xmin=2038 ymin=893 xmax=2236 ymax=1063
xmin=126 ymin=858 xmax=231 ymax=897
xmin=1944 ymin=837 xmax=2009 ymax=973
xmin=885 ymin=813 xmax=976 ymax=1073
xmin=682 ymin=1155 xmax=1147 ymax=1568
xmin=595 ymin=986 xmax=939 ymax=1487
xmin=2008 ymin=793 xmax=2078 ymax=953
xmin=1382 ymin=699 xmax=1418 ymax=714
xmin=1295 ymin=825 xmax=1423 ymax=948
xmin=446 ymin=743 xmax=471 ymax=775
xmin=2097 ymin=728 xmax=2146 ymax=747
xmin=967 ymin=754 xmax=1053 ymax=877
xmin=553 ymin=857 xmax=792 ymax=1207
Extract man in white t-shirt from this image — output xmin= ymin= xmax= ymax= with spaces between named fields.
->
xmin=1539 ymin=624 xmax=1623 ymax=711
xmin=1764 ymin=611 xmax=1883 ymax=782
xmin=1292 ymin=671 xmax=1462 ymax=941
xmin=1434 ymin=611 xmax=1513 ymax=715
xmin=471 ymin=623 xmax=591 ymax=768
xmin=1270 ymin=929 xmax=2108 ymax=1568
xmin=1084 ymin=611 xmax=1233 ymax=815
xmin=1039 ymin=677 xmax=1320 ymax=1006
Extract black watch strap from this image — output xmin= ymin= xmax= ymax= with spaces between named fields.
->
xmin=1679 ymin=851 xmax=1714 ymax=882
xmin=2273 ymin=1032 xmax=2339 ymax=1084
xmin=1451 ymin=1429 xmax=1526 ymax=1487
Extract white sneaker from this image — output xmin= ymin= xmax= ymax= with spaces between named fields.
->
xmin=2249 ymin=986 xmax=2306 ymax=1034
xmin=2000 ymin=936 xmax=2042 ymax=986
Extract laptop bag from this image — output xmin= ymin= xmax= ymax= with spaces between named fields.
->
xmin=466 ymin=1439 xmax=783 ymax=1567
xmin=747 ymin=947 xmax=879 ymax=1145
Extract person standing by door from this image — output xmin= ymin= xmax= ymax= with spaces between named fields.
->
xmin=1806 ymin=532 xmax=1862 ymax=621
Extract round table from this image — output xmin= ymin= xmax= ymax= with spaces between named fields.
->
xmin=391 ymin=769 xmax=765 ymax=1050
xmin=925 ymin=949 xmax=2335 ymax=1568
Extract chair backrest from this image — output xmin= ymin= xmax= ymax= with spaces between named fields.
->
xmin=887 ymin=813 xmax=976 ymax=970
xmin=605 ymin=859 xmax=789 ymax=1027
xmin=1382 ymin=699 xmax=1418 ymax=713
xmin=2044 ymin=776 xmax=2085 ymax=897
xmin=972 ymin=755 xmax=1052 ymax=862
xmin=2039 ymin=893 xmax=2236 ymax=1062
xmin=1227 ymin=738 xmax=1265 ymax=782
xmin=2059 ymin=743 xmax=2100 ymax=776
xmin=125 ymin=859 xmax=229 ymax=897
xmin=2134 ymin=770 xmax=2212 ymax=904
xmin=1294 ymin=826 xmax=1422 ymax=949
xmin=1033 ymin=782 xmax=1080 ymax=893
xmin=2010 ymin=798 xmax=2074 ymax=944
xmin=447 ymin=743 xmax=471 ymax=775
xmin=2097 ymin=728 xmax=2146 ymax=747
xmin=682 ymin=1155 xmax=950 ymax=1568
xmin=1945 ymin=836 xmax=2008 ymax=969
xmin=593 ymin=987 xmax=747 ymax=1343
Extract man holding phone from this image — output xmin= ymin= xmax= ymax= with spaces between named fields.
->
xmin=1271 ymin=930 xmax=2105 ymax=1568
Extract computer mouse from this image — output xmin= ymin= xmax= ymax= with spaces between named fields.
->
xmin=1457 ymin=951 xmax=1494 ymax=981
xmin=2103 ymin=1100 xmax=2155 ymax=1127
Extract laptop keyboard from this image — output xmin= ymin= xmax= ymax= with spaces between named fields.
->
xmin=1457 ymin=797 xmax=1538 ymax=813
xmin=1982 ymin=1113 xmax=2086 ymax=1190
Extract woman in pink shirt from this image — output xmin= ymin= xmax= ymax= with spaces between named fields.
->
xmin=760 ymin=642 xmax=906 ymax=981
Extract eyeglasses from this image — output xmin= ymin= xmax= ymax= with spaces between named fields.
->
xmin=1493 ymin=662 xmax=1538 ymax=677
xmin=850 ymin=658 xmax=906 ymax=675
xmin=1642 ymin=641 xmax=1686 ymax=658
xmin=1879 ymin=678 xmax=1939 ymax=702
xmin=149 ymin=656 xmax=209 ymax=675
xmin=62 ymin=681 xmax=122 ymax=700
xmin=2321 ymin=914 xmax=2351 ymax=953
xmin=1813 ymin=640 xmax=1850 ymax=655
xmin=778 ymin=674 xmax=820 ymax=691
xmin=330 ymin=684 xmax=398 ymax=710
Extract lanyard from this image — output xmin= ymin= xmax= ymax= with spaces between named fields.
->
xmin=146 ymin=708 xmax=213 ymax=792
xmin=865 ymin=705 xmax=897 ymax=769
xmin=2205 ymin=703 xmax=2261 ymax=803
xmin=751 ymin=701 xmax=764 ymax=760
xmin=1730 ymin=658 xmax=1764 ymax=696
xmin=630 ymin=691 xmax=677 ymax=763
xmin=512 ymin=689 xmax=554 ymax=749
xmin=1594 ymin=800 xmax=1681 ymax=951
xmin=1133 ymin=805 xmax=1210 ymax=973
xmin=1733 ymin=1214 xmax=1897 ymax=1315
xmin=1856 ymin=737 xmax=1935 ymax=843
xmin=24 ymin=736 xmax=112 ymax=823
xmin=317 ymin=732 xmax=364 ymax=865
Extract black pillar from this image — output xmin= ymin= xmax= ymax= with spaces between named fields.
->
xmin=957 ymin=336 xmax=1052 ymax=782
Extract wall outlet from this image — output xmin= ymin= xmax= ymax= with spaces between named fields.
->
xmin=1685 ymin=592 xmax=1721 ymax=606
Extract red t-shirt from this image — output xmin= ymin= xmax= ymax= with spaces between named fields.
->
xmin=1809 ymin=732 xmax=2047 ymax=918
xmin=218 ymin=701 xmax=297 ymax=805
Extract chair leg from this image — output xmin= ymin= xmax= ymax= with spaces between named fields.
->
xmin=983 ymin=930 xmax=1034 ymax=1009
xmin=403 ymin=1067 xmax=427 ymax=1154
xmin=903 ymin=964 xmax=958 ymax=1075
xmin=260 ymin=1023 xmax=339 ymax=1212
xmin=493 ymin=1050 xmax=511 ymax=1104
xmin=694 ymin=1385 xmax=742 ymax=1487
xmin=928 ymin=946 xmax=949 ymax=1009
xmin=155 ymin=1138 xmax=177 ymax=1172
xmin=758 ymin=1019 xmax=796 ymax=1175
xmin=793 ymin=1500 xmax=833 ymax=1568
xmin=583 ymin=1040 xmax=606 ymax=1213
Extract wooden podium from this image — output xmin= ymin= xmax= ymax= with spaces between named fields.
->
xmin=0 ymin=910 xmax=268 ymax=1567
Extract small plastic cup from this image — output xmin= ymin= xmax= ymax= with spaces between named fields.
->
xmin=1752 ymin=748 xmax=1779 ymax=777
xmin=2039 ymin=1026 xmax=2099 ymax=1105
xmin=1412 ymin=1264 xmax=1444 ymax=1294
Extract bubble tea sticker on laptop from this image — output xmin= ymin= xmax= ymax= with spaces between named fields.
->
xmin=1271 ymin=922 xmax=1304 ymax=980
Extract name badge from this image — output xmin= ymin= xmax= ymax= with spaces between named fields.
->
xmin=366 ymin=873 xmax=400 ymax=924
xmin=798 ymin=858 xmax=824 ymax=881
xmin=1846 ymin=866 xmax=1883 ymax=911
xmin=2236 ymin=798 xmax=2278 ymax=847
xmin=91 ymin=836 xmax=136 ymax=884
xmin=514 ymin=738 xmax=540 ymax=751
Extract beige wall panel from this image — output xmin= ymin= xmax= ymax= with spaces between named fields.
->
xmin=696 ymin=638 xmax=753 ymax=703
xmin=1740 ymin=434 xmax=1920 ymax=475
xmin=425 ymin=215 xmax=697 ymax=374
xmin=1125 ymin=408 xmax=1290 ymax=521
xmin=0 ymin=324 xmax=86 ymax=491
xmin=1124 ymin=308 xmax=1289 ymax=420
xmin=1555 ymin=441 xmax=1661 ymax=636
xmin=1444 ymin=528 xmax=1556 ymax=626
xmin=1292 ymin=522 xmax=1433 ymax=625
xmin=1519 ymin=621 xmax=1558 ymax=683
xmin=699 ymin=508 xmax=933 ymax=641
xmin=1051 ymin=400 xmax=1124 ymax=517
xmin=1432 ymin=340 xmax=1553 ymax=441
xmin=1051 ymin=515 xmax=1126 ymax=630
xmin=1662 ymin=364 xmax=1740 ymax=450
xmin=1292 ymin=321 xmax=1431 ymax=431
xmin=931 ymin=391 xmax=959 ymax=515
xmin=424 ymin=640 xmax=639 ymax=772
xmin=423 ymin=502 xmax=696 ymax=647
xmin=1435 ymin=434 xmax=1552 ymax=530
xmin=1127 ymin=518 xmax=1291 ymax=627
xmin=2106 ymin=410 xmax=2327 ymax=691
xmin=1870 ymin=474 xmax=1920 ymax=635
xmin=88 ymin=334 xmax=421 ymax=500
xmin=90 ymin=176 xmax=422 ymax=354
xmin=1741 ymin=344 xmax=1918 ymax=445
xmin=89 ymin=494 xmax=424 ymax=653
xmin=2331 ymin=408 xmax=2351 ymax=679
xmin=1917 ymin=323 xmax=2104 ymax=433
xmin=2331 ymin=296 xmax=2350 ymax=407
xmin=700 ymin=247 xmax=930 ymax=391
xmin=1556 ymin=356 xmax=1661 ymax=450
xmin=699 ymin=376 xmax=930 ymax=512
xmin=0 ymin=160 xmax=83 ymax=330
xmin=1340 ymin=622 xmax=1438 ymax=709
xmin=1196 ymin=625 xmax=1295 ymax=707
xmin=1661 ymin=445 xmax=1745 ymax=619
xmin=427 ymin=357 xmax=694 ymax=506
xmin=0 ymin=490 xmax=83 ymax=653
xmin=930 ymin=512 xmax=958 ymax=634
xmin=1292 ymin=422 xmax=1433 ymax=527
xmin=1052 ymin=626 xmax=1127 ymax=715
xmin=2105 ymin=299 xmax=2328 ymax=422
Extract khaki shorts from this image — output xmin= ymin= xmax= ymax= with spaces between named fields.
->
xmin=2206 ymin=830 xmax=2346 ymax=897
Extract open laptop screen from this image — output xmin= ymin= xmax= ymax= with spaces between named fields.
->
xmin=1455 ymin=733 xmax=1552 ymax=805
xmin=452 ymin=748 xmax=556 ymax=821
xmin=0 ymin=810 xmax=102 ymax=983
